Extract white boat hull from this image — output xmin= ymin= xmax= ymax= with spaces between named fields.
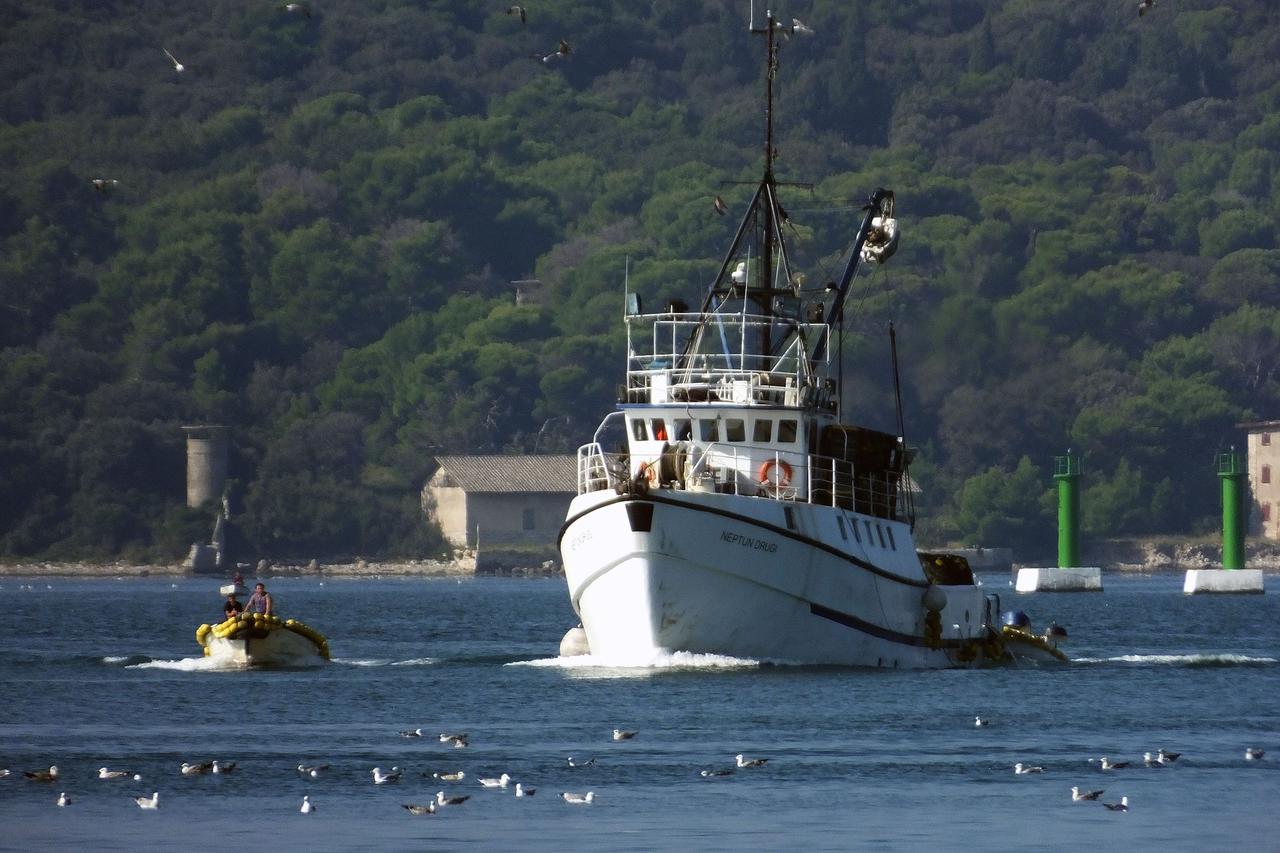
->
xmin=203 ymin=629 xmax=325 ymax=667
xmin=561 ymin=490 xmax=998 ymax=668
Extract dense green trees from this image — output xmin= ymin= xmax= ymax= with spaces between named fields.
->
xmin=1 ymin=0 xmax=1276 ymax=561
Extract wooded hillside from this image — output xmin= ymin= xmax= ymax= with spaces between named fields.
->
xmin=2 ymin=0 xmax=1277 ymax=560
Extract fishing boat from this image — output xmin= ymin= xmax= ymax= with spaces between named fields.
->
xmin=557 ymin=12 xmax=1063 ymax=668
xmin=195 ymin=584 xmax=330 ymax=666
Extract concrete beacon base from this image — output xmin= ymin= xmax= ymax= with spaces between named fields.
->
xmin=1015 ymin=567 xmax=1104 ymax=592
xmin=1183 ymin=569 xmax=1265 ymax=595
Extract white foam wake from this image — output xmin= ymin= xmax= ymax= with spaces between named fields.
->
xmin=509 ymin=650 xmax=764 ymax=671
xmin=335 ymin=657 xmax=436 ymax=667
xmin=128 ymin=656 xmax=244 ymax=672
xmin=1073 ymin=653 xmax=1277 ymax=666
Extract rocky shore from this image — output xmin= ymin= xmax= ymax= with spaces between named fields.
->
xmin=0 ymin=557 xmax=559 ymax=579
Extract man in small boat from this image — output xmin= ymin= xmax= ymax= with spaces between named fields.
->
xmin=244 ymin=583 xmax=274 ymax=616
xmin=223 ymin=591 xmax=244 ymax=621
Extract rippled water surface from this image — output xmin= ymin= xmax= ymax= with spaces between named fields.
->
xmin=1 ymin=573 xmax=1277 ymax=851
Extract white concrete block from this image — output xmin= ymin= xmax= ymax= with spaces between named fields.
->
xmin=1183 ymin=569 xmax=1265 ymax=595
xmin=1015 ymin=567 xmax=1104 ymax=592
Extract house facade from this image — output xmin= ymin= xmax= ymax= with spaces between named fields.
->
xmin=423 ymin=455 xmax=577 ymax=549
xmin=1241 ymin=420 xmax=1280 ymax=540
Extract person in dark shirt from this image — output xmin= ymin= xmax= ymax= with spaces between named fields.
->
xmin=224 ymin=593 xmax=244 ymax=621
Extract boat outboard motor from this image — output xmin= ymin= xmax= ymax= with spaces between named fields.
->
xmin=1002 ymin=610 xmax=1031 ymax=630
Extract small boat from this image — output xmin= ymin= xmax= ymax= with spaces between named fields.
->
xmin=195 ymin=611 xmax=330 ymax=666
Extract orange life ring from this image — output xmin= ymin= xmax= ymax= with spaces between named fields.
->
xmin=758 ymin=459 xmax=792 ymax=487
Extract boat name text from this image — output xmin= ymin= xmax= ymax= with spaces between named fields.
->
xmin=720 ymin=530 xmax=778 ymax=553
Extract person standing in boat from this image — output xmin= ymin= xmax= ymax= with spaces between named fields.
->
xmin=244 ymin=583 xmax=274 ymax=616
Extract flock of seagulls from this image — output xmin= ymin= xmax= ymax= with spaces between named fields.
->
xmin=1012 ymin=744 xmax=1267 ymax=814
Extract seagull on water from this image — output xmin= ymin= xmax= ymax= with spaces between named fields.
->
xmin=99 ymin=767 xmax=141 ymax=780
xmin=399 ymin=728 xmax=424 ymax=738
xmin=1100 ymin=757 xmax=1130 ymax=770
xmin=562 ymin=791 xmax=595 ymax=804
xmin=372 ymin=767 xmax=402 ymax=784
xmin=431 ymin=770 xmax=465 ymax=782
xmin=567 ymin=756 xmax=595 ymax=767
xmin=1013 ymin=763 xmax=1044 ymax=775
xmin=735 ymin=754 xmax=768 ymax=768
xmin=181 ymin=761 xmax=213 ymax=775
xmin=1157 ymin=749 xmax=1181 ymax=763
xmin=162 ymin=48 xmax=184 ymax=72
xmin=515 ymin=783 xmax=535 ymax=797
xmin=440 ymin=733 xmax=469 ymax=748
xmin=403 ymin=802 xmax=437 ymax=815
xmin=211 ymin=760 xmax=235 ymax=774
xmin=57 ymin=792 xmax=70 ymax=806
xmin=1103 ymin=796 xmax=1129 ymax=812
xmin=436 ymin=791 xmax=470 ymax=806
xmin=1072 ymin=786 xmax=1105 ymax=801
xmin=299 ymin=794 xmax=314 ymax=814
xmin=298 ymin=764 xmax=328 ymax=777
xmin=479 ymin=773 xmax=511 ymax=789
xmin=1245 ymin=747 xmax=1265 ymax=761
xmin=700 ymin=768 xmax=734 ymax=778
xmin=613 ymin=729 xmax=638 ymax=741
xmin=974 ymin=716 xmax=990 ymax=727
xmin=135 ymin=792 xmax=160 ymax=809
xmin=25 ymin=766 xmax=59 ymax=782
xmin=1143 ymin=752 xmax=1166 ymax=768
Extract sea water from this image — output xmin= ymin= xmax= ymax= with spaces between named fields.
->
xmin=0 ymin=573 xmax=1276 ymax=851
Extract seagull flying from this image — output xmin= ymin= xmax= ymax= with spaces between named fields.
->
xmin=735 ymin=754 xmax=768 ymax=768
xmin=1072 ymin=786 xmax=1105 ymax=801
xmin=713 ymin=195 xmax=728 ymax=216
xmin=300 ymin=795 xmax=314 ymax=814
xmin=135 ymin=792 xmax=160 ymax=809
xmin=162 ymin=48 xmax=184 ymax=72
xmin=1138 ymin=0 xmax=1156 ymax=16
xmin=507 ymin=5 xmax=526 ymax=25
xmin=403 ymin=802 xmax=437 ymax=815
xmin=1103 ymin=796 xmax=1129 ymax=812
xmin=562 ymin=791 xmax=595 ymax=804
xmin=789 ymin=17 xmax=815 ymax=36
xmin=282 ymin=3 xmax=311 ymax=17
xmin=91 ymin=178 xmax=119 ymax=194
xmin=1013 ymin=763 xmax=1044 ymax=775
xmin=541 ymin=39 xmax=571 ymax=63
xmin=612 ymin=729 xmax=638 ymax=741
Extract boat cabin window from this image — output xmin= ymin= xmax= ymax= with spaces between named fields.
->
xmin=886 ymin=527 xmax=896 ymax=550
xmin=675 ymin=419 xmax=692 ymax=440
xmin=699 ymin=419 xmax=719 ymax=442
xmin=631 ymin=418 xmax=648 ymax=441
xmin=778 ymin=419 xmax=798 ymax=443
xmin=864 ymin=520 xmax=874 ymax=544
xmin=753 ymin=419 xmax=773 ymax=443
xmin=876 ymin=524 xmax=887 ymax=549
xmin=725 ymin=418 xmax=746 ymax=442
xmin=850 ymin=516 xmax=862 ymax=543
xmin=650 ymin=418 xmax=668 ymax=441
xmin=837 ymin=516 xmax=847 ymax=540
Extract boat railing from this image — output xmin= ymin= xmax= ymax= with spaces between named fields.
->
xmin=575 ymin=441 xmax=909 ymax=522
xmin=623 ymin=312 xmax=828 ymax=406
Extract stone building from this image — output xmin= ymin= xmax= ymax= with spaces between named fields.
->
xmin=1241 ymin=420 xmax=1280 ymax=540
xmin=423 ymin=455 xmax=577 ymax=550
